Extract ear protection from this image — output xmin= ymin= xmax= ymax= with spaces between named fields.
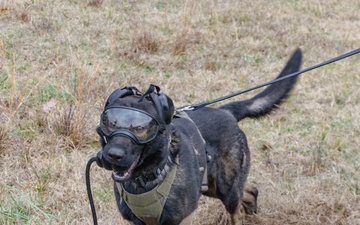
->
xmin=158 ymin=92 xmax=174 ymax=124
xmin=141 ymin=84 xmax=174 ymax=125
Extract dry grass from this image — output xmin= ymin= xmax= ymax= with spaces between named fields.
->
xmin=0 ymin=0 xmax=359 ymax=224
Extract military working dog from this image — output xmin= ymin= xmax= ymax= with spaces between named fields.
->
xmin=95 ymin=48 xmax=302 ymax=225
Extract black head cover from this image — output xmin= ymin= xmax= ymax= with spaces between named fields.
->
xmin=104 ymin=86 xmax=142 ymax=110
xmin=104 ymin=84 xmax=174 ymax=125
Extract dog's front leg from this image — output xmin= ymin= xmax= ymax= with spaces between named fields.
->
xmin=241 ymin=186 xmax=258 ymax=214
xmin=230 ymin=186 xmax=258 ymax=225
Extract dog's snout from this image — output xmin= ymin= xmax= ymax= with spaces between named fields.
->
xmin=108 ymin=148 xmax=125 ymax=162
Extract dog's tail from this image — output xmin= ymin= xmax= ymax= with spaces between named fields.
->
xmin=219 ymin=48 xmax=302 ymax=121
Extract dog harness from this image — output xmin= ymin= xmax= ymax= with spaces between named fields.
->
xmin=116 ymin=156 xmax=178 ymax=225
xmin=115 ymin=111 xmax=209 ymax=224
xmin=174 ymin=111 xmax=209 ymax=192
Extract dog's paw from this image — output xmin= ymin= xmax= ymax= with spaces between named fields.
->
xmin=242 ymin=187 xmax=258 ymax=214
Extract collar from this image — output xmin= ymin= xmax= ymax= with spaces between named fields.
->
xmin=125 ymin=135 xmax=175 ymax=189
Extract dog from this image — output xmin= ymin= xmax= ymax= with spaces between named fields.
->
xmin=95 ymin=48 xmax=302 ymax=225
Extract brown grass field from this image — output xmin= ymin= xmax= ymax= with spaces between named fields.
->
xmin=1 ymin=0 xmax=359 ymax=224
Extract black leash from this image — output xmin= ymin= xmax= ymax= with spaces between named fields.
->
xmin=177 ymin=48 xmax=360 ymax=111
xmin=86 ymin=157 xmax=98 ymax=225
xmin=86 ymin=47 xmax=360 ymax=225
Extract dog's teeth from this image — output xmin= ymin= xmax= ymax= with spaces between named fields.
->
xmin=112 ymin=171 xmax=131 ymax=181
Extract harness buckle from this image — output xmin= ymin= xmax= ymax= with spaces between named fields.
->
xmin=135 ymin=176 xmax=146 ymax=187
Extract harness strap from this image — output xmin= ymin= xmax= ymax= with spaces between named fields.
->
xmin=116 ymin=161 xmax=178 ymax=225
xmin=174 ymin=111 xmax=209 ymax=192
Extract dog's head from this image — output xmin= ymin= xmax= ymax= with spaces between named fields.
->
xmin=96 ymin=85 xmax=175 ymax=182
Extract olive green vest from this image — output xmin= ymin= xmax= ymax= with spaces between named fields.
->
xmin=116 ymin=161 xmax=177 ymax=225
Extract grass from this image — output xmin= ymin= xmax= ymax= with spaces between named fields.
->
xmin=0 ymin=0 xmax=359 ymax=224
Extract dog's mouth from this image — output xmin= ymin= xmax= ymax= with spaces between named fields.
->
xmin=112 ymin=155 xmax=140 ymax=182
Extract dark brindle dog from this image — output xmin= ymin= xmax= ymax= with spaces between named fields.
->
xmin=95 ymin=48 xmax=302 ymax=225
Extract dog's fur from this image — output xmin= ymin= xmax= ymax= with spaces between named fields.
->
xmin=96 ymin=48 xmax=302 ymax=225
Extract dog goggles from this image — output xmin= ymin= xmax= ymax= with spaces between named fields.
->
xmin=100 ymin=107 xmax=160 ymax=144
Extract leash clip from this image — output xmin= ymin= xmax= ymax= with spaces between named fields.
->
xmin=176 ymin=105 xmax=194 ymax=112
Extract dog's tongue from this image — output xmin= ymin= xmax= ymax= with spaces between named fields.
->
xmin=112 ymin=156 xmax=140 ymax=182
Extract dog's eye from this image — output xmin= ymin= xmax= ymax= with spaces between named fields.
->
xmin=132 ymin=127 xmax=149 ymax=139
xmin=134 ymin=127 xmax=145 ymax=132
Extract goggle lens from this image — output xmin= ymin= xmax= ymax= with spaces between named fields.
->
xmin=100 ymin=107 xmax=160 ymax=143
